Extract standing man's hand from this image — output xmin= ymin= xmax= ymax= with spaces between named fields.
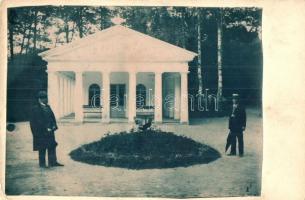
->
xmin=242 ymin=127 xmax=246 ymax=131
xmin=47 ymin=128 xmax=52 ymax=132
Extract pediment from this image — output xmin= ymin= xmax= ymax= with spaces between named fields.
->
xmin=40 ymin=25 xmax=197 ymax=63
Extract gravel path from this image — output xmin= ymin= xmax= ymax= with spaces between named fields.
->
xmin=5 ymin=109 xmax=262 ymax=198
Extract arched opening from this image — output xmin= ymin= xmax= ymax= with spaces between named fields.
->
xmin=136 ymin=84 xmax=146 ymax=108
xmin=88 ymin=84 xmax=100 ymax=107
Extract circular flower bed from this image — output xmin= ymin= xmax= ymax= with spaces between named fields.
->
xmin=70 ymin=130 xmax=221 ymax=169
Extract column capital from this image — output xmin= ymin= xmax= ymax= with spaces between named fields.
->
xmin=180 ymin=71 xmax=189 ymax=75
xmin=74 ymin=70 xmax=84 ymax=74
xmin=128 ymin=71 xmax=137 ymax=76
xmin=100 ymin=71 xmax=111 ymax=75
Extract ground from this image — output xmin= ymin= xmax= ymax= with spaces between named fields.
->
xmin=5 ymin=108 xmax=262 ymax=198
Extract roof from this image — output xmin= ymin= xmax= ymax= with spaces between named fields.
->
xmin=39 ymin=25 xmax=197 ymax=63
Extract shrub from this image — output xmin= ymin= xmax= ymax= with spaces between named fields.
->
xmin=70 ymin=129 xmax=221 ymax=169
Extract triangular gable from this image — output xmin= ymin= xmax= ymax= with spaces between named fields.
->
xmin=39 ymin=25 xmax=197 ymax=62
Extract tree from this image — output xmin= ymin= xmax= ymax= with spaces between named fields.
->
xmin=70 ymin=6 xmax=98 ymax=38
xmin=119 ymin=7 xmax=152 ymax=34
xmin=7 ymin=8 xmax=33 ymax=56
xmin=8 ymin=9 xmax=17 ymax=58
xmin=98 ymin=7 xmax=112 ymax=30
xmin=7 ymin=7 xmax=54 ymax=55
xmin=28 ymin=7 xmax=53 ymax=52
xmin=53 ymin=6 xmax=77 ymax=44
xmin=217 ymin=8 xmax=224 ymax=110
xmin=7 ymin=6 xmax=262 ymax=108
xmin=197 ymin=9 xmax=203 ymax=96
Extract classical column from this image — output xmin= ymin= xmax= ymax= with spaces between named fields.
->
xmin=64 ymin=78 xmax=68 ymax=116
xmin=48 ymin=71 xmax=60 ymax=119
xmin=67 ymin=79 xmax=71 ymax=114
xmin=174 ymin=74 xmax=181 ymax=120
xmin=102 ymin=72 xmax=110 ymax=123
xmin=69 ymin=79 xmax=73 ymax=114
xmin=74 ymin=71 xmax=84 ymax=122
xmin=59 ymin=75 xmax=64 ymax=118
xmin=72 ymin=81 xmax=75 ymax=113
xmin=69 ymin=80 xmax=72 ymax=114
xmin=65 ymin=78 xmax=69 ymax=115
xmin=65 ymin=77 xmax=69 ymax=115
xmin=180 ymin=72 xmax=189 ymax=124
xmin=128 ymin=72 xmax=137 ymax=122
xmin=154 ymin=72 xmax=163 ymax=123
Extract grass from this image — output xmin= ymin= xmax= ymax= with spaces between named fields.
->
xmin=69 ymin=129 xmax=221 ymax=169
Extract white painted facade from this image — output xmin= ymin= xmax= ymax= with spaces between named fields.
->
xmin=39 ymin=25 xmax=197 ymax=124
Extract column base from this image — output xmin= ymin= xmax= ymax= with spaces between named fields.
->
xmin=73 ymin=121 xmax=83 ymax=125
xmin=128 ymin=119 xmax=133 ymax=123
xmin=128 ymin=116 xmax=136 ymax=123
xmin=180 ymin=121 xmax=189 ymax=125
xmin=101 ymin=118 xmax=110 ymax=123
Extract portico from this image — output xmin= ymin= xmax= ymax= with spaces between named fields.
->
xmin=39 ymin=25 xmax=197 ymax=124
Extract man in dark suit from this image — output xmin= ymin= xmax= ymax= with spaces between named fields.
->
xmin=228 ymin=93 xmax=247 ymax=157
xmin=29 ymin=91 xmax=64 ymax=168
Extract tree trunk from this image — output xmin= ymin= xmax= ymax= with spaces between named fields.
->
xmin=20 ymin=24 xmax=31 ymax=54
xmin=8 ymin=9 xmax=15 ymax=59
xmin=217 ymin=8 xmax=224 ymax=111
xmin=197 ymin=9 xmax=203 ymax=96
xmin=181 ymin=9 xmax=187 ymax=49
xmin=25 ymin=28 xmax=33 ymax=54
xmin=78 ymin=8 xmax=84 ymax=38
xmin=100 ymin=7 xmax=105 ymax=30
xmin=54 ymin=35 xmax=59 ymax=47
xmin=59 ymin=8 xmax=70 ymax=43
xmin=64 ymin=18 xmax=69 ymax=43
xmin=33 ymin=9 xmax=38 ymax=51
xmin=20 ymin=33 xmax=26 ymax=54
xmin=70 ymin=22 xmax=76 ymax=42
xmin=8 ymin=24 xmax=14 ymax=59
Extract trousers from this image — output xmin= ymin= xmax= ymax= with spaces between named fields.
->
xmin=38 ymin=147 xmax=57 ymax=166
xmin=230 ymin=131 xmax=244 ymax=155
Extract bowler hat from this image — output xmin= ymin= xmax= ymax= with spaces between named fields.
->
xmin=37 ymin=91 xmax=48 ymax=99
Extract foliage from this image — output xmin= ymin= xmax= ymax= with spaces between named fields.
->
xmin=7 ymin=53 xmax=47 ymax=122
xmin=7 ymin=6 xmax=263 ymax=121
xmin=70 ymin=129 xmax=221 ymax=169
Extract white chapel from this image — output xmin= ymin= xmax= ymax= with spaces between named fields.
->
xmin=39 ymin=25 xmax=197 ymax=124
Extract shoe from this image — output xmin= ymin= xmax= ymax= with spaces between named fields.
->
xmin=239 ymin=154 xmax=244 ymax=157
xmin=227 ymin=153 xmax=236 ymax=156
xmin=49 ymin=162 xmax=64 ymax=167
xmin=39 ymin=164 xmax=48 ymax=168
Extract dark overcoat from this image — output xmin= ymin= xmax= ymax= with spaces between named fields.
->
xmin=29 ymin=103 xmax=58 ymax=151
xmin=229 ymin=104 xmax=247 ymax=132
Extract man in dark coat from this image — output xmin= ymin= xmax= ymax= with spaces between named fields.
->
xmin=227 ymin=93 xmax=247 ymax=157
xmin=29 ymin=91 xmax=64 ymax=168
